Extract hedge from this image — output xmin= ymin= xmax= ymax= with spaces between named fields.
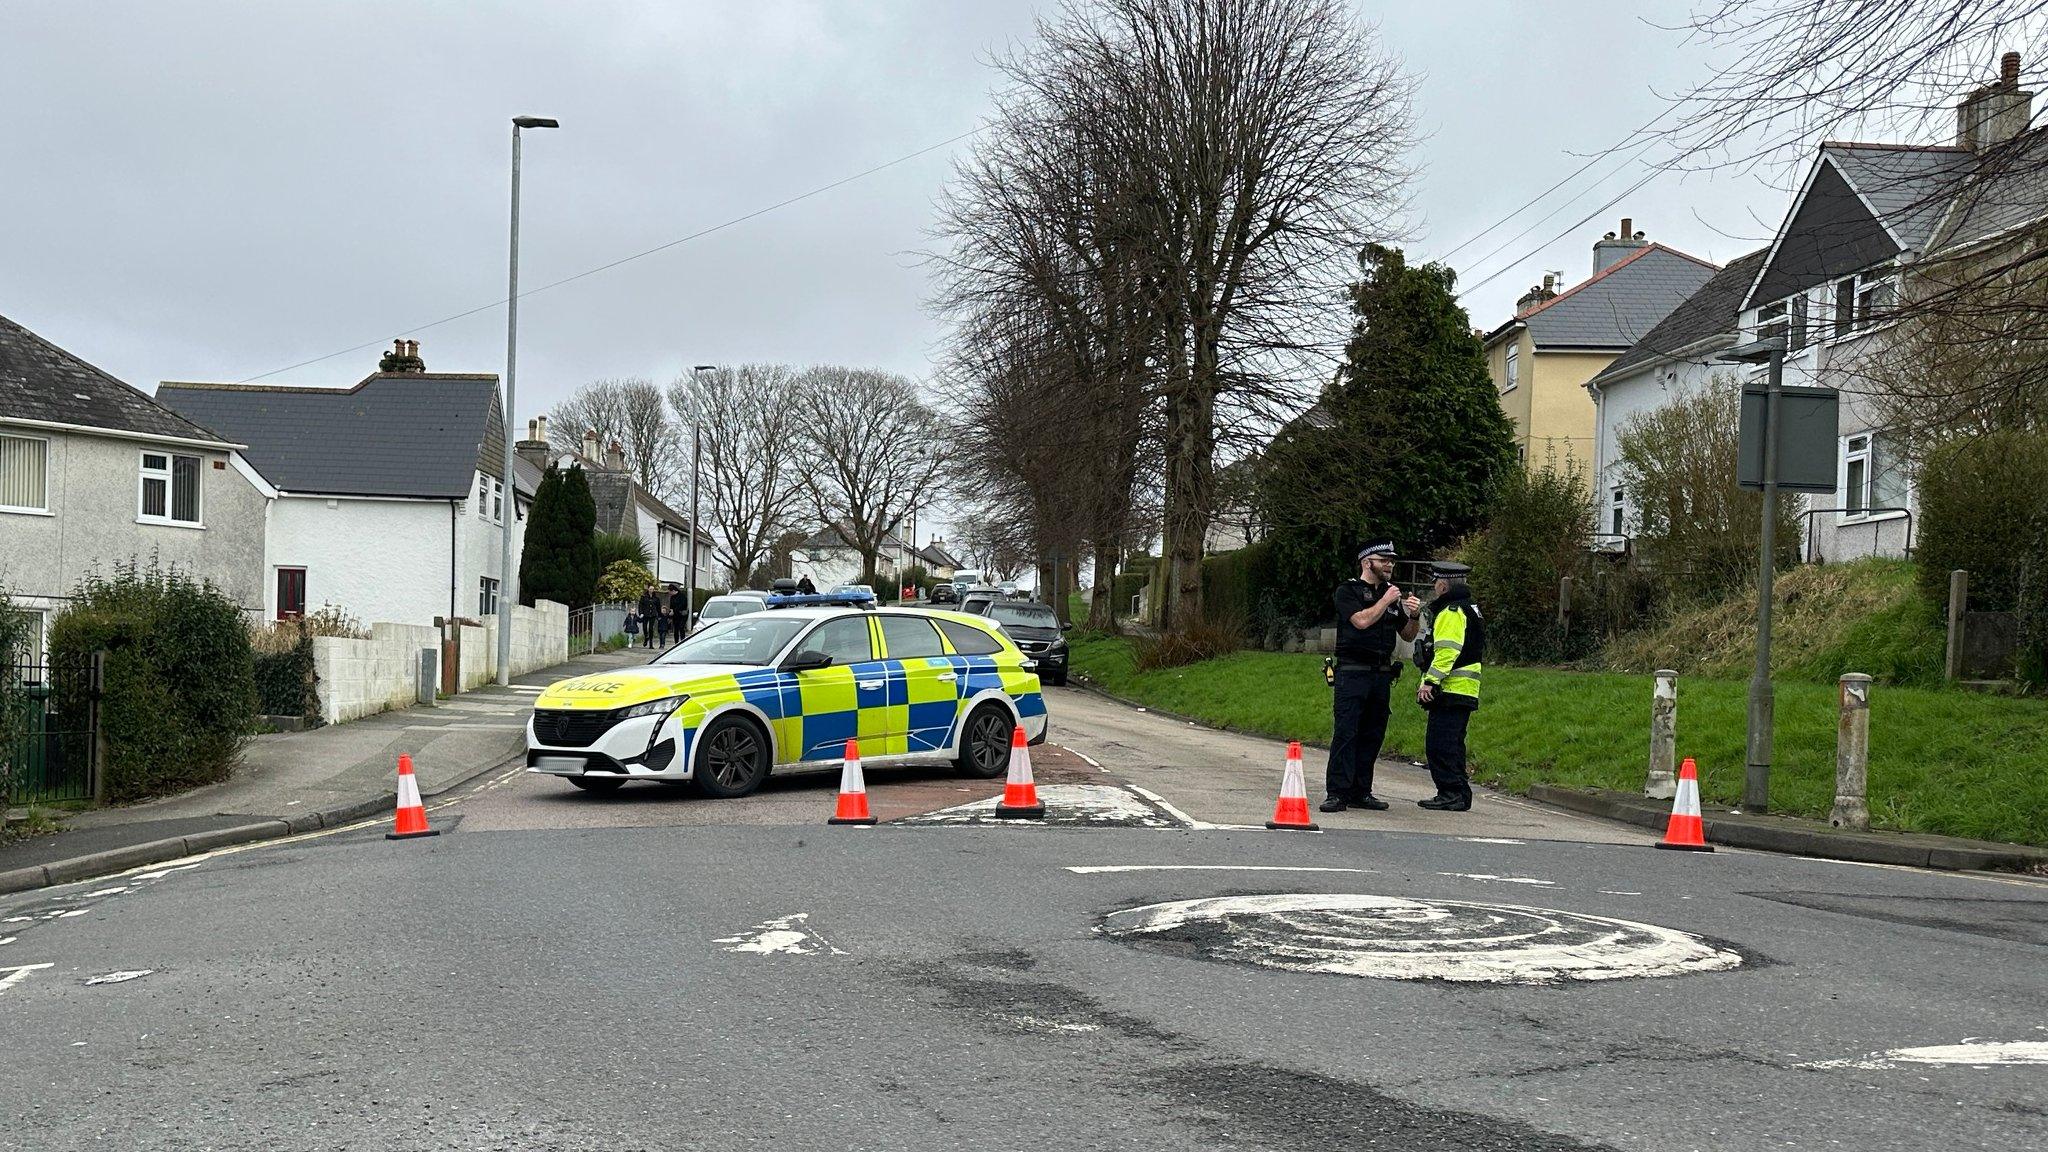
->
xmin=50 ymin=561 xmax=254 ymax=804
xmin=1915 ymin=430 xmax=2048 ymax=681
xmin=252 ymin=625 xmax=318 ymax=724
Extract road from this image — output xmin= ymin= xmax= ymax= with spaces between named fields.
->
xmin=2 ymin=684 xmax=2043 ymax=1151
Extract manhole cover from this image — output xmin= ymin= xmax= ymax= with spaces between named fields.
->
xmin=1099 ymin=893 xmax=1743 ymax=984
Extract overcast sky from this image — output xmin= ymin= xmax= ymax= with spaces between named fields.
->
xmin=4 ymin=2 xmax=1801 ymax=427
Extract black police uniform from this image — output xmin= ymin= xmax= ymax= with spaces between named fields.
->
xmin=1327 ymin=576 xmax=1408 ymax=805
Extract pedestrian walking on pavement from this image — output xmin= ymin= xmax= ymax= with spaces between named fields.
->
xmin=637 ymin=585 xmax=662 ymax=650
xmin=1323 ymin=542 xmax=1421 ymax=813
xmin=654 ymin=604 xmax=670 ymax=647
xmin=668 ymin=583 xmax=690 ymax=639
xmin=1416 ymin=560 xmax=1484 ymax=811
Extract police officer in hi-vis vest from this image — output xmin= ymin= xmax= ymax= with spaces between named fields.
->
xmin=1416 ymin=560 xmax=1485 ymax=811
xmin=1323 ymin=542 xmax=1421 ymax=813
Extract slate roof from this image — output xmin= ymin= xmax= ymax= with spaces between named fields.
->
xmin=0 ymin=312 xmax=234 ymax=446
xmin=1822 ymin=143 xmax=1974 ymax=252
xmin=1928 ymin=126 xmax=2048 ymax=250
xmin=1586 ymin=248 xmax=1771 ymax=389
xmin=155 ymin=374 xmax=512 ymax=499
xmin=1492 ymin=244 xmax=1720 ymax=351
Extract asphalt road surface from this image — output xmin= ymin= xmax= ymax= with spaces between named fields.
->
xmin=2 ymin=688 xmax=2043 ymax=1151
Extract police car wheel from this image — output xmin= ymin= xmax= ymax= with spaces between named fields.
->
xmin=955 ymin=704 xmax=1012 ymax=779
xmin=567 ymin=776 xmax=625 ymax=793
xmin=695 ymin=715 xmax=770 ymax=799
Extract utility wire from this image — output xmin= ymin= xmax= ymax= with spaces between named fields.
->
xmin=237 ymin=126 xmax=986 ymax=382
xmin=1456 ymin=165 xmax=1665 ymax=298
xmin=1454 ymin=140 xmax=1658 ymax=285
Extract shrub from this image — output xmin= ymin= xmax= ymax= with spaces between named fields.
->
xmin=1133 ymin=619 xmax=1242 ymax=671
xmin=250 ymin=621 xmax=318 ymax=723
xmin=591 ymin=529 xmax=651 ymax=573
xmin=0 ymin=590 xmax=35 ymax=802
xmin=1463 ymin=461 xmax=1600 ymax=662
xmin=50 ymin=560 xmax=255 ymax=803
xmin=1915 ymin=430 xmax=2048 ymax=682
xmin=523 ymin=465 xmax=601 ymax=608
xmin=597 ymin=559 xmax=657 ymax=603
xmin=1200 ymin=541 xmax=1275 ymax=636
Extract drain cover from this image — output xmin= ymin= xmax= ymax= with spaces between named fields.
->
xmin=1099 ymin=893 xmax=1743 ymax=984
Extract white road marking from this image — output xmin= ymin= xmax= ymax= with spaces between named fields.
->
xmin=1068 ymin=748 xmax=1105 ymax=770
xmin=1120 ymin=785 xmax=1205 ymax=828
xmin=85 ymin=970 xmax=152 ymax=986
xmin=1097 ymin=893 xmax=1743 ymax=984
xmin=0 ymin=937 xmax=15 ymax=946
xmin=899 ymin=784 xmax=1181 ymax=828
xmin=714 ymin=913 xmax=846 ymax=957
xmin=0 ymin=963 xmax=54 ymax=995
xmin=1458 ymin=837 xmax=1525 ymax=845
xmin=1599 ymin=890 xmax=1644 ymax=896
xmin=1000 ymin=1014 xmax=1101 ymax=1034
xmin=1438 ymin=873 xmax=1558 ymax=887
xmin=1067 ymin=865 xmax=1378 ymax=875
xmin=1799 ymin=1041 xmax=2048 ymax=1070
xmin=83 ymin=887 xmax=128 ymax=897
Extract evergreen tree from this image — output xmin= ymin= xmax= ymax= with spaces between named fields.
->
xmin=518 ymin=465 xmax=600 ymax=608
xmin=1257 ymin=244 xmax=1517 ymax=619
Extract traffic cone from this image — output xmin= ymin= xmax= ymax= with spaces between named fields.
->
xmin=1265 ymin=741 xmax=1320 ymax=831
xmin=993 ymin=725 xmax=1045 ymax=819
xmin=828 ymin=739 xmax=877 ymax=826
xmin=386 ymin=754 xmax=439 ymax=840
xmin=1653 ymin=757 xmax=1714 ymax=852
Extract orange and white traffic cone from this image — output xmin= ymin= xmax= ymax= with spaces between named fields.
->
xmin=828 ymin=739 xmax=877 ymax=826
xmin=386 ymin=754 xmax=439 ymax=840
xmin=1265 ymin=741 xmax=1320 ymax=831
xmin=993 ymin=725 xmax=1045 ymax=819
xmin=1653 ymin=756 xmax=1714 ymax=852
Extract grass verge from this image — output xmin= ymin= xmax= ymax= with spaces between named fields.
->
xmin=1070 ymin=633 xmax=2048 ymax=847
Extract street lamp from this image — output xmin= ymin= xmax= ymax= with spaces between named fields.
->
xmin=687 ymin=365 xmax=717 ymax=618
xmin=1719 ymin=334 xmax=1787 ymax=813
xmin=498 ymin=115 xmax=558 ymax=686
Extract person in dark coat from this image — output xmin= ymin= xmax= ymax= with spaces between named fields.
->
xmin=637 ymin=585 xmax=662 ymax=649
xmin=1323 ymin=542 xmax=1421 ymax=813
xmin=796 ymin=575 xmax=817 ymax=595
xmin=668 ymin=583 xmax=690 ymax=639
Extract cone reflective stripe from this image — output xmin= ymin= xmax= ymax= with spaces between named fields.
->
xmin=994 ymin=724 xmax=1045 ymax=819
xmin=1265 ymin=741 xmax=1320 ymax=831
xmin=828 ymin=739 xmax=877 ymax=826
xmin=1653 ymin=756 xmax=1713 ymax=852
xmin=386 ymin=754 xmax=439 ymax=840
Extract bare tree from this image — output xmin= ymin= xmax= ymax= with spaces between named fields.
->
xmin=547 ymin=377 xmax=682 ymax=498
xmin=670 ymin=365 xmax=809 ymax=589
xmin=791 ymin=367 xmax=950 ymax=584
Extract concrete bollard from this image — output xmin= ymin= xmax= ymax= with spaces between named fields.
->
xmin=1831 ymin=673 xmax=1872 ymax=831
xmin=1645 ymin=669 xmax=1678 ymax=800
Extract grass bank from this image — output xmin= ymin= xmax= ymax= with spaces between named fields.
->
xmin=1069 ymin=634 xmax=2048 ymax=847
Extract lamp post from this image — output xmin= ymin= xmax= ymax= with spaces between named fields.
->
xmin=1719 ymin=335 xmax=1787 ymax=813
xmin=498 ymin=115 xmax=558 ymax=686
xmin=687 ymin=365 xmax=717 ymax=619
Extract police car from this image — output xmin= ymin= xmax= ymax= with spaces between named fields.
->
xmin=525 ymin=593 xmax=1049 ymax=796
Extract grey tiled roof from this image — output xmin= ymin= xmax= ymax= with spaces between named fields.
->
xmin=155 ymin=374 xmax=505 ymax=499
xmin=1822 ymin=143 xmax=1974 ymax=252
xmin=0 ymin=311 xmax=232 ymax=445
xmin=1587 ymin=248 xmax=1770 ymax=388
xmin=1506 ymin=245 xmax=1719 ymax=350
xmin=1929 ymin=127 xmax=2048 ymax=250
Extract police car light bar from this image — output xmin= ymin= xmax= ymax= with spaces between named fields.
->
xmin=765 ymin=592 xmax=877 ymax=610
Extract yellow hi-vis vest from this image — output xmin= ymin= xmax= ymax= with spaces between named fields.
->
xmin=1424 ymin=601 xmax=1482 ymax=705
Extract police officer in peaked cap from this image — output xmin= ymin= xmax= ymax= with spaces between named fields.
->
xmin=1323 ymin=542 xmax=1421 ymax=812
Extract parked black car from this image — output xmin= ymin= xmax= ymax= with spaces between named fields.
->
xmin=929 ymin=582 xmax=959 ymax=605
xmin=985 ymin=600 xmax=1070 ymax=686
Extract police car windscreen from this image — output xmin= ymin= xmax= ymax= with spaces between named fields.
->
xmin=656 ymin=616 xmax=807 ymax=666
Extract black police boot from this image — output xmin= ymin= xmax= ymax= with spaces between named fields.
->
xmin=1417 ymin=794 xmax=1463 ymax=810
xmin=1318 ymin=796 xmax=1348 ymax=813
xmin=1351 ymin=794 xmax=1390 ymax=811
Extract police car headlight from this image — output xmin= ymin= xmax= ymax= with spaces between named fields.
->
xmin=617 ymin=695 xmax=688 ymax=721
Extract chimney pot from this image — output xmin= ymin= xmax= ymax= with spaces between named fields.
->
xmin=1633 ymin=231 xmax=1645 ymax=241
xmin=1603 ymin=231 xmax=1617 ymax=240
xmin=2004 ymin=51 xmax=2021 ymax=87
xmin=1619 ymin=217 xmax=1632 ymax=239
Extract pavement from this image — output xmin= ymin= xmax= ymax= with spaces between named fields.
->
xmin=0 ymin=647 xmax=649 ymax=893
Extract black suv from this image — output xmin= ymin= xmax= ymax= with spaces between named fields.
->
xmin=985 ymin=600 xmax=1070 ymax=686
xmin=929 ymin=582 xmax=959 ymax=605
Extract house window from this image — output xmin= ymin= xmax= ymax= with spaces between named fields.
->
xmin=1856 ymin=275 xmax=1896 ymax=325
xmin=479 ymin=576 xmax=500 ymax=616
xmin=1503 ymin=344 xmax=1519 ymax=392
xmin=1789 ymin=293 xmax=1810 ymax=351
xmin=1833 ymin=277 xmax=1856 ymax=337
xmin=277 ymin=568 xmax=307 ymax=620
xmin=1756 ymin=301 xmax=1788 ymax=344
xmin=139 ymin=451 xmax=201 ymax=525
xmin=1843 ymin=436 xmax=1870 ymax=515
xmin=476 ymin=474 xmax=489 ymax=517
xmin=0 ymin=434 xmax=49 ymax=513
xmin=491 ymin=479 xmax=504 ymax=524
xmin=1610 ymin=487 xmax=1626 ymax=536
xmin=1842 ymin=434 xmax=1909 ymax=517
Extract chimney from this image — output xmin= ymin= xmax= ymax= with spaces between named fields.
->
xmin=515 ymin=418 xmax=550 ymax=470
xmin=378 ymin=338 xmax=426 ymax=374
xmin=606 ymin=441 xmax=626 ymax=471
xmin=535 ymin=414 xmax=549 ymax=446
xmin=1956 ymin=52 xmax=2033 ymax=150
xmin=1592 ymin=217 xmax=1649 ymax=274
xmin=581 ymin=428 xmax=600 ymax=462
xmin=1515 ymin=280 xmax=1557 ymax=313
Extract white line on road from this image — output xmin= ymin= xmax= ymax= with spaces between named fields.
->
xmin=0 ymin=963 xmax=53 ymax=995
xmin=1067 ymin=865 xmax=1379 ymax=875
xmin=714 ymin=913 xmax=846 ymax=957
xmin=1799 ymin=1041 xmax=2048 ymax=1070
xmin=85 ymin=970 xmax=152 ymax=986
xmin=1439 ymin=873 xmax=1558 ymax=887
xmin=1458 ymin=837 xmax=1526 ymax=845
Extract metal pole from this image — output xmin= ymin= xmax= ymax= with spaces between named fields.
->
xmin=1743 ymin=345 xmax=1784 ymax=812
xmin=497 ymin=123 xmax=523 ymax=687
xmin=1831 ymin=673 xmax=1871 ymax=830
xmin=688 ymin=418 xmax=701 ymax=612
